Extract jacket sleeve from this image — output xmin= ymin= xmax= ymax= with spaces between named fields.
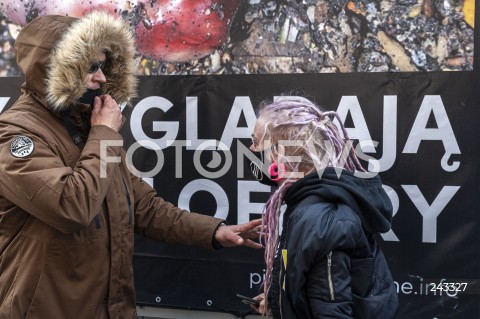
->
xmin=130 ymin=173 xmax=224 ymax=250
xmin=0 ymin=125 xmax=123 ymax=233
xmin=284 ymin=203 xmax=363 ymax=318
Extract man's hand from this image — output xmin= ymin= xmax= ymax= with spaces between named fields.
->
xmin=90 ymin=94 xmax=123 ymax=132
xmin=214 ymin=219 xmax=263 ymax=249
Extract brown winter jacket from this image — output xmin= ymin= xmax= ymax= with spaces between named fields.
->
xmin=0 ymin=12 xmax=223 ymax=319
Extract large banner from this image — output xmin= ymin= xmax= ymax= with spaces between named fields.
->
xmin=1 ymin=72 xmax=478 ymax=318
xmin=0 ymin=0 xmax=478 ymax=318
xmin=125 ymin=72 xmax=480 ymax=318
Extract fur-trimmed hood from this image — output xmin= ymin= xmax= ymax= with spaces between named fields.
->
xmin=14 ymin=11 xmax=137 ymax=112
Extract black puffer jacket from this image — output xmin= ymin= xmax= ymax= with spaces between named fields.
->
xmin=268 ymin=168 xmax=399 ymax=318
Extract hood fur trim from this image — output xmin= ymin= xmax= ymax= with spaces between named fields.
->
xmin=46 ymin=11 xmax=137 ymax=111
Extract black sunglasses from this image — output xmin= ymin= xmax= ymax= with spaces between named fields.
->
xmin=88 ymin=60 xmax=106 ymax=74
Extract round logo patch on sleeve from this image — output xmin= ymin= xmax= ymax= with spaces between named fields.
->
xmin=10 ymin=136 xmax=35 ymax=158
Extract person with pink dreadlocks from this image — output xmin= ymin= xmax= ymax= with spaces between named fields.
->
xmin=247 ymin=97 xmax=399 ymax=318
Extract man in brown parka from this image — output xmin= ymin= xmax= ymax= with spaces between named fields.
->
xmin=0 ymin=11 xmax=261 ymax=319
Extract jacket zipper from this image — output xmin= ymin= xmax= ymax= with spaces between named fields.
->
xmin=120 ymin=173 xmax=133 ymax=225
xmin=279 ymin=257 xmax=283 ymax=319
xmin=278 ymin=222 xmax=289 ymax=319
xmin=327 ymin=251 xmax=335 ymax=301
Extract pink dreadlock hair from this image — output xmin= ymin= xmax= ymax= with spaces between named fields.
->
xmin=257 ymin=97 xmax=366 ymax=311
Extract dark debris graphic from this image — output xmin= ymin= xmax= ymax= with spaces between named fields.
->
xmin=0 ymin=0 xmax=474 ymax=76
